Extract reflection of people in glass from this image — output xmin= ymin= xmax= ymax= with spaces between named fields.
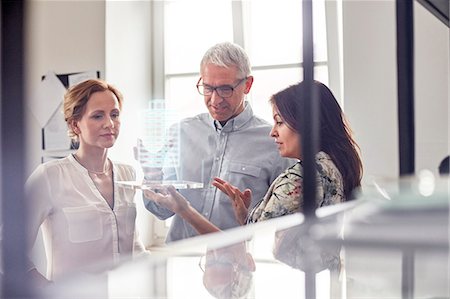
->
xmin=23 ymin=79 xmax=146 ymax=286
xmin=272 ymin=223 xmax=342 ymax=273
xmin=200 ymin=243 xmax=255 ymax=299
xmin=141 ymin=42 xmax=291 ymax=242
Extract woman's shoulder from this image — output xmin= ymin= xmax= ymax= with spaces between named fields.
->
xmin=315 ymin=151 xmax=343 ymax=182
xmin=284 ymin=152 xmax=338 ymax=177
xmin=315 ymin=152 xmax=338 ymax=171
xmin=111 ymin=161 xmax=134 ymax=171
xmin=315 ymin=151 xmax=332 ymax=162
xmin=111 ymin=160 xmax=136 ymax=179
xmin=26 ymin=156 xmax=73 ymax=187
xmin=275 ymin=161 xmax=302 ymax=185
xmin=286 ymin=161 xmax=302 ymax=175
xmin=34 ymin=156 xmax=72 ymax=173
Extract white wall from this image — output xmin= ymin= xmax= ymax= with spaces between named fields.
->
xmin=341 ymin=0 xmax=399 ymax=179
xmin=414 ymin=2 xmax=450 ymax=174
xmin=341 ymin=0 xmax=449 ymax=180
xmin=25 ymin=0 xmax=106 ymax=175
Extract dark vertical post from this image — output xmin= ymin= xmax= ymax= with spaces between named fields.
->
xmin=396 ymin=0 xmax=415 ymax=176
xmin=302 ymin=0 xmax=318 ymax=220
xmin=396 ymin=1 xmax=415 ymax=298
xmin=1 ymin=0 xmax=30 ymax=298
xmin=302 ymin=1 xmax=318 ymax=299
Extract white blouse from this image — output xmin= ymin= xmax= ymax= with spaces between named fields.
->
xmin=25 ymin=154 xmax=146 ymax=281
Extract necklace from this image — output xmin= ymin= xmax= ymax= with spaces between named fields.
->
xmin=73 ymin=154 xmax=111 ymax=175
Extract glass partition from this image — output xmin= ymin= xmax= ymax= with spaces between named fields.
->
xmin=38 ymin=176 xmax=449 ymax=299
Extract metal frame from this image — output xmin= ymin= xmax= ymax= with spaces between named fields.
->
xmin=301 ymin=0 xmax=318 ymax=298
xmin=397 ymin=1 xmax=416 ymax=298
xmin=397 ymin=0 xmax=416 ymax=177
xmin=1 ymin=0 xmax=30 ymax=298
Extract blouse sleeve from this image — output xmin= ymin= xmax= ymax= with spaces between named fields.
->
xmin=24 ymin=165 xmax=53 ymax=271
xmin=254 ymin=166 xmax=303 ymax=222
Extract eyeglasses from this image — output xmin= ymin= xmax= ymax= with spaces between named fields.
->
xmin=196 ymin=77 xmax=247 ymax=98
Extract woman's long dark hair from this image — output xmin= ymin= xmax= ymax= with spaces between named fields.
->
xmin=270 ymin=80 xmax=363 ymax=200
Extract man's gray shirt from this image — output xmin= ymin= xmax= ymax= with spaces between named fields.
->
xmin=143 ymin=102 xmax=293 ymax=242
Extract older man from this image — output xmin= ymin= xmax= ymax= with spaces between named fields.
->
xmin=142 ymin=42 xmax=292 ymax=242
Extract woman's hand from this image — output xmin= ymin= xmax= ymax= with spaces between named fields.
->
xmin=145 ymin=185 xmax=222 ymax=235
xmin=143 ymin=185 xmax=190 ymax=215
xmin=212 ymin=178 xmax=252 ymax=225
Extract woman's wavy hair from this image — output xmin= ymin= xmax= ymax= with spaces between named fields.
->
xmin=63 ymin=79 xmax=123 ymax=140
xmin=270 ymin=80 xmax=363 ymax=199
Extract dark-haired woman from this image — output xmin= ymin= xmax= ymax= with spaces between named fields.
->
xmin=235 ymin=79 xmax=363 ymax=224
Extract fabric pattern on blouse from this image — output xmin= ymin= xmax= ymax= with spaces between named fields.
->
xmin=248 ymin=151 xmax=344 ymax=223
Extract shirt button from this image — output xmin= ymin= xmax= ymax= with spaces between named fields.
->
xmin=242 ymin=167 xmax=246 ymax=171
xmin=215 ymin=157 xmax=220 ymax=161
xmin=204 ymin=212 xmax=209 ymax=216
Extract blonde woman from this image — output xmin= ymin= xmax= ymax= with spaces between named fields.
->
xmin=25 ymin=79 xmax=146 ymax=286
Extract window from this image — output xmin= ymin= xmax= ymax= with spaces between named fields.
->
xmin=161 ymin=0 xmax=328 ymax=123
xmin=163 ymin=1 xmax=233 ymax=120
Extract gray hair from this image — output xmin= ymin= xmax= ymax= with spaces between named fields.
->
xmin=200 ymin=42 xmax=251 ymax=79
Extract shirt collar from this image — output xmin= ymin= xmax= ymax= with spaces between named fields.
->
xmin=210 ymin=101 xmax=253 ymax=133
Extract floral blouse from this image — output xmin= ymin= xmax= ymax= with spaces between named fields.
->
xmin=247 ymin=151 xmax=344 ymax=223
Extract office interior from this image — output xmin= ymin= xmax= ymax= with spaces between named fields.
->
xmin=1 ymin=0 xmax=449 ymax=298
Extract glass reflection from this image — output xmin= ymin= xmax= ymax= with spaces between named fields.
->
xmin=273 ymin=224 xmax=341 ymax=273
xmin=200 ymin=243 xmax=255 ymax=299
xmin=34 ymin=176 xmax=449 ymax=299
